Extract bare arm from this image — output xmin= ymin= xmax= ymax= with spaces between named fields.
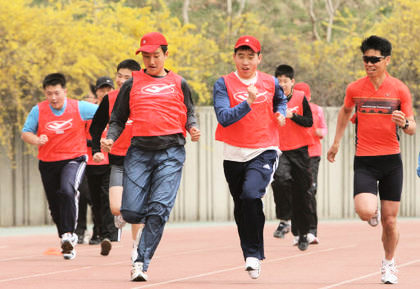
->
xmin=21 ymin=132 xmax=48 ymax=146
xmin=327 ymin=105 xmax=353 ymax=162
xmin=391 ymin=110 xmax=416 ymax=135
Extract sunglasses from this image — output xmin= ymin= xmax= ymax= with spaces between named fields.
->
xmin=363 ymin=55 xmax=385 ymax=64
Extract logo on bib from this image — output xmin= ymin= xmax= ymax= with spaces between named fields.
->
xmin=233 ymin=90 xmax=268 ymax=104
xmin=141 ymin=84 xmax=175 ymax=95
xmin=45 ymin=119 xmax=73 ymax=134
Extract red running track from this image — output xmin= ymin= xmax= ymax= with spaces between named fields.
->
xmin=0 ymin=219 xmax=419 ymax=289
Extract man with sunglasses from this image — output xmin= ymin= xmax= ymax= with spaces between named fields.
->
xmin=327 ymin=35 xmax=416 ymax=284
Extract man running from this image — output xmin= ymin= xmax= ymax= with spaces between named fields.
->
xmin=90 ymin=59 xmax=143 ymax=261
xmin=21 ymin=73 xmax=97 ymax=260
xmin=101 ymin=32 xmax=200 ymax=281
xmin=327 ymin=35 xmax=416 ymax=284
xmin=213 ymin=35 xmax=287 ymax=279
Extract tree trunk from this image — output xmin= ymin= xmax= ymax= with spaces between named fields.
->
xmin=308 ymin=0 xmax=320 ymax=41
xmin=182 ymin=0 xmax=190 ymax=25
xmin=325 ymin=0 xmax=342 ymax=42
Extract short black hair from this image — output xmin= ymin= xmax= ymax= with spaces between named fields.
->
xmin=161 ymin=45 xmax=168 ymax=53
xmin=234 ymin=46 xmax=261 ymax=55
xmin=43 ymin=73 xmax=66 ymax=89
xmin=117 ymin=59 xmax=141 ymax=72
xmin=360 ymin=35 xmax=392 ymax=57
xmin=275 ymin=64 xmax=294 ymax=79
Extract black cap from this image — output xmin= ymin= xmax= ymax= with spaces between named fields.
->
xmin=95 ymin=76 xmax=114 ymax=90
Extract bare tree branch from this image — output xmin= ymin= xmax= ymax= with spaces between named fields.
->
xmin=236 ymin=0 xmax=247 ymax=18
xmin=308 ymin=0 xmax=321 ymax=41
xmin=182 ymin=0 xmax=190 ymax=25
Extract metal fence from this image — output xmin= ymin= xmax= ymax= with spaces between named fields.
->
xmin=1 ymin=107 xmax=419 ymax=227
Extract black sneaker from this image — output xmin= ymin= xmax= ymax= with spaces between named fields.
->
xmin=298 ymin=235 xmax=309 ymax=251
xmin=77 ymin=232 xmax=85 ymax=244
xmin=273 ymin=221 xmax=290 ymax=238
xmin=89 ymin=235 xmax=101 ymax=245
xmin=100 ymin=238 xmax=112 ymax=256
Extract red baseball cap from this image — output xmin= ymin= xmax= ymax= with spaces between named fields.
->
xmin=234 ymin=35 xmax=261 ymax=53
xmin=135 ymin=32 xmax=168 ymax=55
xmin=294 ymin=82 xmax=311 ymax=101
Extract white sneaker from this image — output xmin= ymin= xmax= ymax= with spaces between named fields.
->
xmin=61 ymin=233 xmax=77 ymax=260
xmin=292 ymin=236 xmax=299 ymax=246
xmin=381 ymin=260 xmax=398 ymax=284
xmin=307 ymin=233 xmax=320 ymax=245
xmin=114 ymin=215 xmax=127 ymax=229
xmin=368 ymin=209 xmax=380 ymax=227
xmin=245 ymin=257 xmax=261 ymax=279
xmin=131 ymin=262 xmax=148 ymax=281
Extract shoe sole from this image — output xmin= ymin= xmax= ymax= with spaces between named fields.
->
xmin=298 ymin=243 xmax=309 ymax=251
xmin=131 ymin=273 xmax=147 ymax=281
xmin=61 ymin=240 xmax=74 ymax=254
xmin=100 ymin=240 xmax=112 ymax=256
xmin=63 ymin=250 xmax=76 ymax=260
xmin=273 ymin=229 xmax=290 ymax=238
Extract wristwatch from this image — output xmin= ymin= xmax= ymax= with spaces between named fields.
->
xmin=402 ymin=119 xmax=409 ymax=129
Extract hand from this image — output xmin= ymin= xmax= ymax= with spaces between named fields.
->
xmin=391 ymin=110 xmax=406 ymax=127
xmin=100 ymin=138 xmax=114 ymax=153
xmin=189 ymin=127 xmax=201 ymax=142
xmin=246 ymin=85 xmax=257 ymax=105
xmin=93 ymin=152 xmax=105 ymax=163
xmin=38 ymin=134 xmax=48 ymax=146
xmin=327 ymin=143 xmax=339 ymax=163
xmin=315 ymin=128 xmax=324 ymax=138
xmin=286 ymin=107 xmax=297 ymax=119
xmin=274 ymin=112 xmax=286 ymax=126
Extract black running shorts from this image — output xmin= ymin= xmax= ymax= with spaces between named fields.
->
xmin=353 ymin=154 xmax=403 ymax=201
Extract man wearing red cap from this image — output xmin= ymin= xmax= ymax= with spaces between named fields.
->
xmin=101 ymin=32 xmax=200 ymax=282
xmin=213 ymin=35 xmax=287 ymax=279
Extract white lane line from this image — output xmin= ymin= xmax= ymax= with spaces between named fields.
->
xmin=130 ymin=245 xmax=356 ymax=289
xmin=0 ymin=266 xmax=92 ymax=283
xmin=318 ymin=259 xmax=420 ymax=289
xmin=0 ymin=245 xmax=124 ymax=262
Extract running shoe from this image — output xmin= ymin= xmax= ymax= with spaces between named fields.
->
xmin=114 ymin=215 xmax=126 ymax=229
xmin=76 ymin=231 xmax=85 ymax=244
xmin=292 ymin=235 xmax=299 ymax=246
xmin=273 ymin=221 xmax=290 ymax=238
xmin=298 ymin=235 xmax=309 ymax=251
xmin=307 ymin=233 xmax=320 ymax=245
xmin=368 ymin=209 xmax=381 ymax=227
xmin=89 ymin=234 xmax=101 ymax=245
xmin=100 ymin=238 xmax=112 ymax=256
xmin=245 ymin=257 xmax=261 ymax=279
xmin=61 ymin=233 xmax=77 ymax=260
xmin=381 ymin=260 xmax=398 ymax=284
xmin=131 ymin=262 xmax=148 ymax=281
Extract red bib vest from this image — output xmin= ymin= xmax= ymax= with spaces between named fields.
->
xmin=108 ymin=89 xmax=132 ymax=156
xmin=278 ymin=90 xmax=314 ymax=151
xmin=129 ymin=70 xmax=187 ymax=137
xmin=308 ymin=103 xmax=322 ymax=157
xmin=37 ymin=98 xmax=87 ymax=162
xmin=85 ymin=120 xmax=109 ymax=165
xmin=215 ymin=72 xmax=279 ymax=148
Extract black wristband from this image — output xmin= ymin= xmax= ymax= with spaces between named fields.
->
xmin=402 ymin=119 xmax=409 ymax=129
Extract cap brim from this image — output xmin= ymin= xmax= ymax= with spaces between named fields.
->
xmin=135 ymin=45 xmax=161 ymax=55
xmin=234 ymin=43 xmax=259 ymax=53
xmin=96 ymin=84 xmax=114 ymax=90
